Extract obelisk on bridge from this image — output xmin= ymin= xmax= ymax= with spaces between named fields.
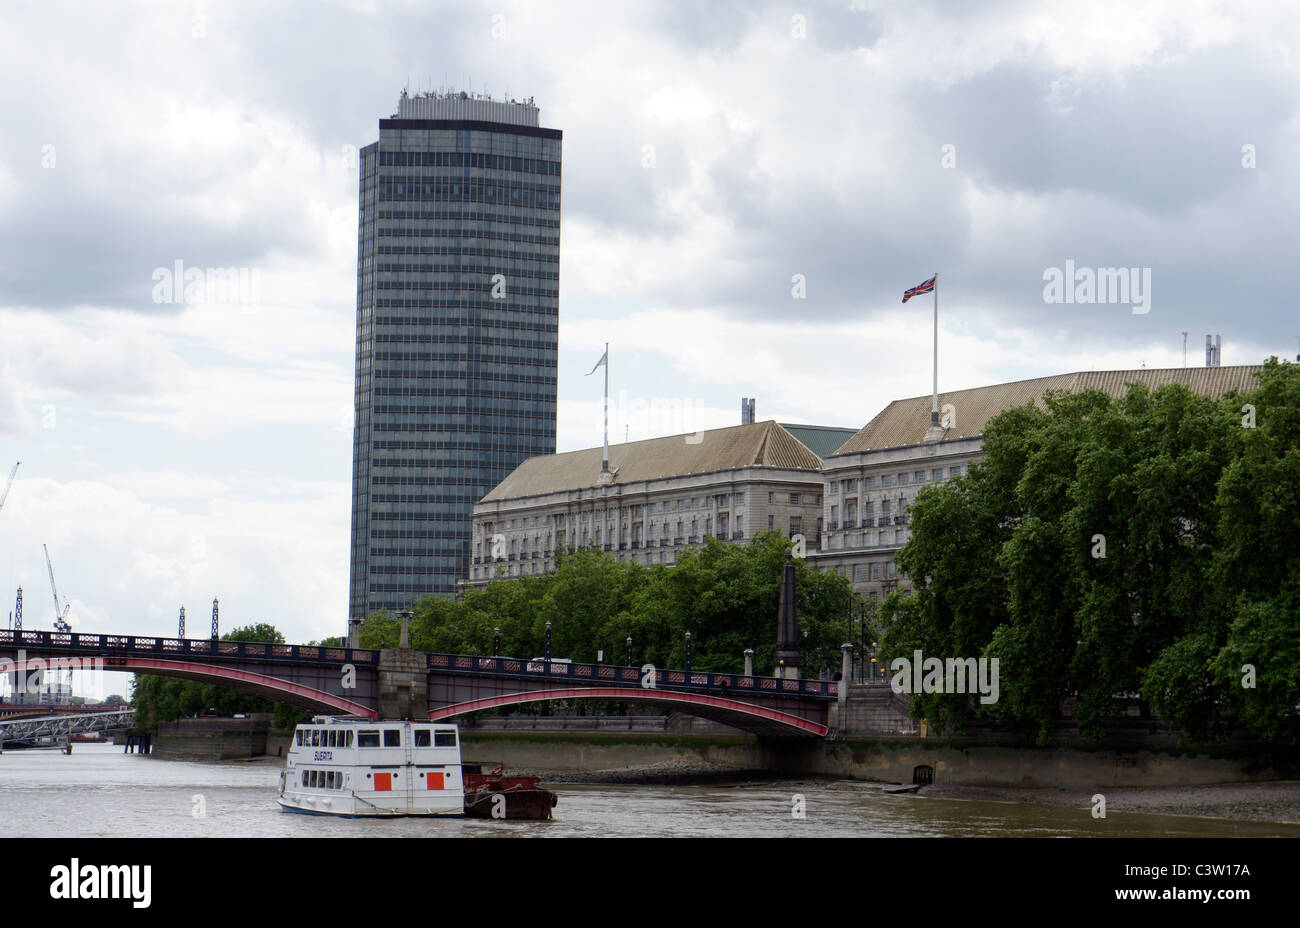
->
xmin=774 ymin=549 xmax=800 ymax=680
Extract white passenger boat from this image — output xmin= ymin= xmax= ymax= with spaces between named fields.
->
xmin=278 ymin=716 xmax=465 ymax=817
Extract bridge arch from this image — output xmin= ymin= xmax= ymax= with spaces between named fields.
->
xmin=427 ymin=686 xmax=828 ymax=737
xmin=1 ymin=657 xmax=375 ymax=720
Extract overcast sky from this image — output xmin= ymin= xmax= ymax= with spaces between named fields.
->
xmin=1 ymin=0 xmax=1297 ymax=667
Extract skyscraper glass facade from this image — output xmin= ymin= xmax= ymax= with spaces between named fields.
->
xmin=349 ymin=92 xmax=560 ymax=628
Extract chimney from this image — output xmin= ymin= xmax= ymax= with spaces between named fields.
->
xmin=741 ymin=397 xmax=755 ymax=424
xmin=1205 ymin=335 xmax=1213 ymax=367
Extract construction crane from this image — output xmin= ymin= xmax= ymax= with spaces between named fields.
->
xmin=0 ymin=461 xmax=18 ymax=517
xmin=43 ymin=544 xmax=72 ymax=633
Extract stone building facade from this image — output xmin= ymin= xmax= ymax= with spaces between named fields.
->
xmin=463 ymin=421 xmax=830 ymax=587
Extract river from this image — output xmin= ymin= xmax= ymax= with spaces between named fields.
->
xmin=1 ymin=743 xmax=1295 ymax=837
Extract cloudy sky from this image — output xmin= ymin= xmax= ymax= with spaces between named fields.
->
xmin=1 ymin=0 xmax=1297 ymax=667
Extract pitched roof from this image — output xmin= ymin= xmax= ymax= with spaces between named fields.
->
xmin=778 ymin=423 xmax=859 ymax=459
xmin=481 ymin=421 xmax=824 ymax=502
xmin=831 ymin=365 xmax=1265 ymax=455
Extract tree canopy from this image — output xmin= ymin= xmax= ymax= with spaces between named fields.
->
xmin=363 ymin=530 xmax=858 ymax=678
xmin=877 ymin=358 xmax=1300 ymax=745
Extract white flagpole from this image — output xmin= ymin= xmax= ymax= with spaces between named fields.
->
xmin=931 ymin=273 xmax=939 ymax=427
xmin=602 ymin=341 xmax=610 ymax=472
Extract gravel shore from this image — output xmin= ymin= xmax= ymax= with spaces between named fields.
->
xmin=921 ymin=781 xmax=1300 ymax=824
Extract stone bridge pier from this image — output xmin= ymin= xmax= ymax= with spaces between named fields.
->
xmin=377 ymin=648 xmax=429 ymax=720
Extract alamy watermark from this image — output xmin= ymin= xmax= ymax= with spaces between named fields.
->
xmin=1042 ymin=260 xmax=1151 ymax=315
xmin=152 ymin=260 xmax=262 ymax=309
xmin=889 ymin=650 xmax=1000 ymax=705
xmin=603 ymin=390 xmax=708 ymax=445
xmin=0 ymin=650 xmax=106 ymax=697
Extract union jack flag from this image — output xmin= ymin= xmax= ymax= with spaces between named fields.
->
xmin=902 ymin=274 xmax=936 ymax=303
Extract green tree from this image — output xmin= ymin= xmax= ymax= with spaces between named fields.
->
xmin=131 ymin=623 xmax=311 ymax=729
xmin=880 ymin=360 xmax=1300 ymax=745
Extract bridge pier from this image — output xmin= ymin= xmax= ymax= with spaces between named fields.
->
xmin=378 ymin=648 xmax=429 ymax=720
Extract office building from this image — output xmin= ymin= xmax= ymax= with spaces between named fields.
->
xmin=348 ymin=90 xmax=562 ymax=634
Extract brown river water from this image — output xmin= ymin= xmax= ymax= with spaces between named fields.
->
xmin=1 ymin=743 xmax=1296 ymax=837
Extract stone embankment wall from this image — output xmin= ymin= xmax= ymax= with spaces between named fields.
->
xmin=152 ymin=715 xmax=271 ymax=759
xmin=459 ymin=731 xmax=1297 ymax=787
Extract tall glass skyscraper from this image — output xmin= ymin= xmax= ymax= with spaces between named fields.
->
xmin=348 ymin=90 xmax=560 ymax=635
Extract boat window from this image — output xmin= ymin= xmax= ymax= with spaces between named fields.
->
xmin=434 ymin=730 xmax=457 ymax=747
xmin=383 ymin=729 xmax=401 ymax=747
xmin=311 ymin=730 xmax=320 ymax=747
xmin=326 ymin=771 xmax=335 ymax=789
xmin=357 ymin=730 xmax=380 ymax=747
xmin=301 ymin=770 xmax=308 ymax=787
xmin=295 ymin=730 xmax=303 ymax=746
xmin=328 ymin=731 xmax=337 ymax=747
xmin=309 ymin=770 xmax=317 ymax=788
xmin=346 ymin=731 xmax=353 ymax=747
xmin=414 ymin=730 xmax=431 ymax=747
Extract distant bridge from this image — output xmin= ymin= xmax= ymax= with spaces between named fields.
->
xmin=0 ymin=708 xmax=134 ymax=746
xmin=0 ymin=630 xmax=835 ymax=736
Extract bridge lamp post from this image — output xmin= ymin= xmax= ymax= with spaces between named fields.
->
xmin=743 ymin=648 xmax=753 ymax=677
xmin=625 ymin=636 xmax=632 ymax=667
xmin=544 ymin=621 xmax=552 ymax=662
xmin=840 ymin=644 xmax=853 ymax=706
xmin=493 ymin=627 xmax=501 ymax=657
xmin=684 ymin=631 xmax=692 ymax=674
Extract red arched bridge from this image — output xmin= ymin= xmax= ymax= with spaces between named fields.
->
xmin=0 ymin=629 xmax=835 ymax=737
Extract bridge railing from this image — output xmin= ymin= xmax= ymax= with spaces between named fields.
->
xmin=0 ymin=629 xmax=377 ymax=666
xmin=426 ymin=653 xmax=838 ymax=701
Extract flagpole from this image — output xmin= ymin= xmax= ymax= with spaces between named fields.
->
xmin=602 ymin=341 xmax=610 ymax=473
xmin=931 ymin=272 xmax=939 ymax=427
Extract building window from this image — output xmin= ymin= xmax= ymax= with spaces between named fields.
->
xmin=914 ymin=470 xmax=926 ymax=483
xmin=896 ymin=529 xmax=905 ymax=544
xmin=881 ymin=474 xmax=892 ymax=488
xmin=735 ymin=515 xmax=743 ymax=535
xmin=830 ymin=482 xmax=839 ymax=496
xmin=882 ymin=499 xmax=891 ymax=516
xmin=768 ymin=491 xmax=774 ymax=504
xmin=865 ymin=531 xmax=873 ymax=546
xmin=790 ymin=493 xmax=800 ymax=504
xmin=871 ymin=563 xmax=880 ymax=581
xmin=830 ymin=504 xmax=839 ymax=523
xmin=864 ymin=476 xmax=876 ymax=489
xmin=789 ymin=516 xmax=802 ymax=535
xmin=950 ymin=465 xmax=963 ymax=477
xmin=888 ymin=562 xmax=897 ymax=579
xmin=932 ymin=468 xmax=943 ymax=481
xmin=735 ymin=492 xmax=745 ymax=505
xmin=853 ymin=564 xmax=862 ymax=581
xmin=768 ymin=514 xmax=774 ymax=530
